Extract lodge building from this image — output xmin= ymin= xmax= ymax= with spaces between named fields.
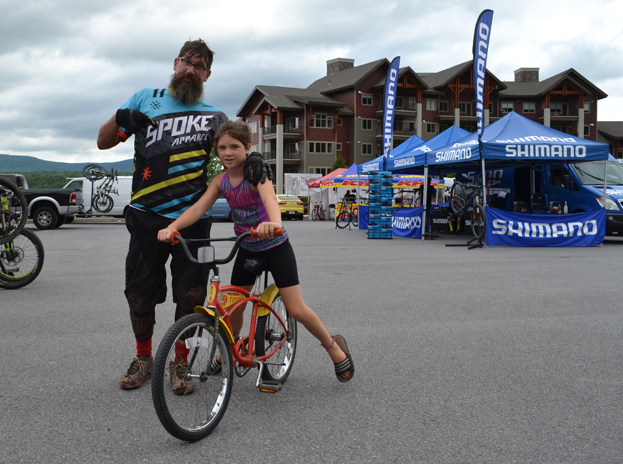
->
xmin=236 ymin=58 xmax=618 ymax=193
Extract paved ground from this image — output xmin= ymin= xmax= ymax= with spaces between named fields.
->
xmin=1 ymin=219 xmax=622 ymax=463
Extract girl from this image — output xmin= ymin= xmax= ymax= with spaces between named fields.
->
xmin=157 ymin=120 xmax=354 ymax=382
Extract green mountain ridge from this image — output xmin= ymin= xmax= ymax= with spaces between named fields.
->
xmin=0 ymin=154 xmax=133 ymax=173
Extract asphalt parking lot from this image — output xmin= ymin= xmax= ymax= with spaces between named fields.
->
xmin=1 ymin=219 xmax=622 ymax=463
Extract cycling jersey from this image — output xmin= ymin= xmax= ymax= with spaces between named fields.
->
xmin=119 ymin=88 xmax=228 ymax=218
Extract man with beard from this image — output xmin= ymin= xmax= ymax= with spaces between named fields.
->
xmin=97 ymin=39 xmax=270 ymax=391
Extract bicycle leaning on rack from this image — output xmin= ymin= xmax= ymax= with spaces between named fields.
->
xmin=335 ymin=197 xmax=359 ymax=229
xmin=0 ymin=177 xmax=28 ymax=246
xmin=310 ymin=202 xmax=326 ymax=221
xmin=151 ymin=228 xmax=297 ymax=442
xmin=81 ymin=164 xmax=119 ymax=214
xmin=449 ymin=181 xmax=486 ymax=240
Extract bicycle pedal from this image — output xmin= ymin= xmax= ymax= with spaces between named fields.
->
xmin=258 ymin=381 xmax=282 ymax=393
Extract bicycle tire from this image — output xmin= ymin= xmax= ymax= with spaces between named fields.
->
xmin=311 ymin=209 xmax=318 ymax=221
xmin=0 ymin=229 xmax=45 ymax=290
xmin=255 ymin=293 xmax=297 ymax=384
xmin=0 ymin=177 xmax=28 ymax=246
xmin=82 ymin=164 xmax=107 ymax=181
xmin=335 ymin=206 xmax=349 ymax=229
xmin=351 ymin=208 xmax=359 ymax=227
xmin=93 ymin=194 xmax=114 ymax=213
xmin=319 ymin=208 xmax=325 ymax=221
xmin=152 ymin=313 xmax=233 ymax=442
xmin=471 ymin=203 xmax=486 ymax=240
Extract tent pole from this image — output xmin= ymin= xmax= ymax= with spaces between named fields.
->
xmin=481 ymin=158 xmax=487 ymax=206
xmin=422 ymin=166 xmax=428 ymax=240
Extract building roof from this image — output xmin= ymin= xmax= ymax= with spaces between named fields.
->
xmin=307 ymin=58 xmax=388 ymax=94
xmin=597 ymin=121 xmax=623 ymax=139
xmin=418 ymin=60 xmax=506 ymax=91
xmin=499 ymin=68 xmax=608 ymax=99
xmin=236 ymin=85 xmax=351 ymax=118
xmin=371 ymin=66 xmax=430 ymax=91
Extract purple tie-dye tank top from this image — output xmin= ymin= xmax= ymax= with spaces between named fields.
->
xmin=220 ymin=172 xmax=288 ymax=251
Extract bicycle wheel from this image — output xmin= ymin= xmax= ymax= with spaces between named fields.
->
xmin=152 ymin=313 xmax=234 ymax=442
xmin=93 ymin=194 xmax=114 ymax=213
xmin=0 ymin=177 xmax=28 ymax=246
xmin=449 ymin=183 xmax=466 ymax=214
xmin=471 ymin=203 xmax=486 ymax=240
xmin=0 ymin=229 xmax=45 ymax=290
xmin=351 ymin=208 xmax=359 ymax=227
xmin=255 ymin=293 xmax=297 ymax=384
xmin=335 ymin=206 xmax=349 ymax=229
xmin=319 ymin=208 xmax=325 ymax=221
xmin=82 ymin=164 xmax=106 ymax=181
xmin=311 ymin=209 xmax=318 ymax=221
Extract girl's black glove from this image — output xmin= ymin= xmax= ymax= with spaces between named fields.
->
xmin=244 ymin=152 xmax=273 ymax=187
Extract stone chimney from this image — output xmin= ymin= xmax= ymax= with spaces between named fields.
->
xmin=327 ymin=58 xmax=355 ymax=76
xmin=514 ymin=68 xmax=539 ymax=83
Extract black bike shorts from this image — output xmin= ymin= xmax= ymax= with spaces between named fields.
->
xmin=231 ymin=239 xmax=299 ymax=289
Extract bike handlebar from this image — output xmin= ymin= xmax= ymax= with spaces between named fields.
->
xmin=170 ymin=228 xmax=284 ymax=265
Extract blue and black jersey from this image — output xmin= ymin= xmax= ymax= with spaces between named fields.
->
xmin=119 ymin=88 xmax=228 ymax=218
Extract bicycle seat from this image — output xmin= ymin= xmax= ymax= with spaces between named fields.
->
xmin=244 ymin=258 xmax=269 ymax=276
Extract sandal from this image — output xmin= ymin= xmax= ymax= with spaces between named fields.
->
xmin=328 ymin=335 xmax=354 ymax=383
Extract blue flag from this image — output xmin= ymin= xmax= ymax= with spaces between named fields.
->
xmin=473 ymin=10 xmax=493 ymax=142
xmin=382 ymin=57 xmax=400 ymax=159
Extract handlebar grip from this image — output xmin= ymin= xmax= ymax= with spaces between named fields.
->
xmin=170 ymin=230 xmax=181 ymax=245
xmin=250 ymin=227 xmax=283 ymax=238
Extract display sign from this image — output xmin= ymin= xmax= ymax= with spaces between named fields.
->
xmin=391 ymin=206 xmax=423 ymax=238
xmin=485 ymin=207 xmax=605 ymax=247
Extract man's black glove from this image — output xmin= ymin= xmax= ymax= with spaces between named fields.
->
xmin=244 ymin=152 xmax=273 ymax=187
xmin=115 ymin=109 xmax=156 ymax=132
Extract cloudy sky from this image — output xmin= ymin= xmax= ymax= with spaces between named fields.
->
xmin=1 ymin=0 xmax=621 ymax=164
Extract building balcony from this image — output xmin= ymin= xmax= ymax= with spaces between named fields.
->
xmin=376 ymin=128 xmax=417 ymax=138
xmin=263 ymin=151 xmax=302 ymax=163
xmin=376 ymin=102 xmax=418 ymax=118
xmin=262 ymin=126 xmax=302 ymax=141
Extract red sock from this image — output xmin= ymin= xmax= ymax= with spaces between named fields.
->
xmin=136 ymin=338 xmax=152 ymax=357
xmin=175 ymin=341 xmax=190 ymax=363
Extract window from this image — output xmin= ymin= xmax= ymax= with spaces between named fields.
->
xmin=336 ymin=143 xmax=342 ymax=151
xmin=251 ymin=145 xmax=259 ymax=153
xmin=439 ymin=101 xmax=449 ymax=112
xmin=361 ymin=94 xmax=373 ymax=105
xmin=439 ymin=123 xmax=451 ymax=132
xmin=408 ymin=97 xmax=417 ymax=110
xmin=426 ymin=99 xmax=437 ymax=111
xmin=310 ymin=113 xmax=333 ymax=128
xmin=426 ymin=123 xmax=437 ymax=134
xmin=396 ymin=97 xmax=404 ymax=109
xmin=362 ymin=143 xmax=373 ymax=155
xmin=501 ymin=102 xmax=514 ymax=113
xmin=584 ymin=125 xmax=591 ymax=137
xmin=459 ymin=102 xmax=472 ymax=115
xmin=285 ymin=168 xmax=299 ymax=174
xmin=550 ymin=103 xmax=567 ymax=115
xmin=249 ymin=121 xmax=258 ymax=133
xmin=552 ymin=125 xmax=569 ymax=133
xmin=309 ymin=167 xmax=330 ymax=176
xmin=308 ymin=142 xmax=333 ymax=153
xmin=338 ymin=118 xmax=342 ymax=126
xmin=583 ymin=102 xmax=591 ymax=113
xmin=286 ymin=117 xmax=299 ymax=132
xmin=488 ymin=102 xmax=493 ymax=113
xmin=523 ymin=102 xmax=535 ymax=113
xmin=362 ymin=119 xmax=373 ymax=130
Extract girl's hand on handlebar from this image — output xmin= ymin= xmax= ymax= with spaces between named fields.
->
xmin=158 ymin=227 xmax=178 ymax=243
xmin=253 ymin=222 xmax=282 ymax=239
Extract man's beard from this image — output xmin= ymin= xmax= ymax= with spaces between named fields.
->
xmin=169 ymin=73 xmax=204 ymax=104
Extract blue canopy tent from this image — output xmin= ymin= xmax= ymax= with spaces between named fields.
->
xmin=358 ymin=134 xmax=424 ymax=175
xmin=421 ymin=112 xmax=610 ymax=240
xmin=387 ymin=125 xmax=472 ymax=174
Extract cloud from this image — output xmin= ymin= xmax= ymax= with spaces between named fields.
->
xmin=1 ymin=0 xmax=622 ymax=162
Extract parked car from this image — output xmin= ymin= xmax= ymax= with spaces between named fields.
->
xmin=277 ymin=194 xmax=304 ymax=220
xmin=212 ymin=194 xmax=232 ymax=221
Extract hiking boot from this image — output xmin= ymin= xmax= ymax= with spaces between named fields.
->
xmin=168 ymin=361 xmax=196 ymax=395
xmin=120 ymin=356 xmax=153 ymax=389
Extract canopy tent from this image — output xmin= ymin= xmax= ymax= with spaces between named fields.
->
xmin=321 ymin=163 xmax=442 ymax=189
xmin=307 ymin=168 xmax=347 ymax=188
xmin=387 ymin=126 xmax=471 ymax=173
xmin=418 ymin=111 xmax=610 ymax=240
xmin=358 ymin=134 xmax=425 ymax=175
xmin=425 ymin=111 xmax=610 ymax=171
